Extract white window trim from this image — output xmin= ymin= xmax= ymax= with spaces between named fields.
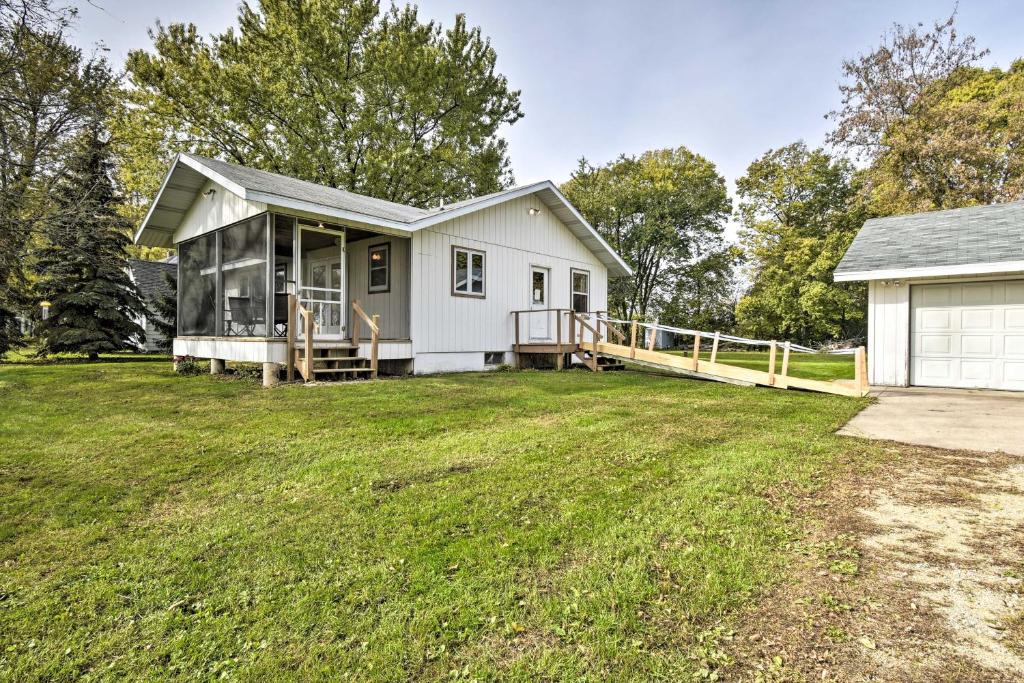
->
xmin=368 ymin=242 xmax=390 ymax=293
xmin=571 ymin=268 xmax=590 ymax=313
xmin=452 ymin=245 xmax=486 ymax=298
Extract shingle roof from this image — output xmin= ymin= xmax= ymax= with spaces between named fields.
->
xmin=184 ymin=154 xmax=432 ymax=223
xmin=129 ymin=259 xmax=175 ymax=304
xmin=135 ymin=154 xmax=633 ymax=276
xmin=836 ymin=201 xmax=1024 ymax=276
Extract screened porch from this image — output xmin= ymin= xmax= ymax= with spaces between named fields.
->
xmin=175 ymin=212 xmax=410 ymax=344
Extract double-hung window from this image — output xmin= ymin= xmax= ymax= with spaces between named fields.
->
xmin=571 ymin=269 xmax=590 ymax=313
xmin=368 ymin=243 xmax=390 ymax=293
xmin=452 ymin=246 xmax=485 ymax=297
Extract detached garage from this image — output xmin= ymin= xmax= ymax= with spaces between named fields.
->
xmin=836 ymin=202 xmax=1024 ymax=391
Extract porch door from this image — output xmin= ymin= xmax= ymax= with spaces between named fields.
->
xmin=297 ymin=226 xmax=346 ymax=338
xmin=529 ymin=266 xmax=550 ymax=340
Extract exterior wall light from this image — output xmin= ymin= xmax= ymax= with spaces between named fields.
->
xmin=203 ymin=188 xmax=216 ymax=198
xmin=527 ymin=207 xmax=540 ymax=216
xmin=40 ymin=301 xmax=51 ymax=320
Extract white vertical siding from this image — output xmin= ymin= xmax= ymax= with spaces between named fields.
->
xmin=410 ymin=194 xmax=609 ymax=355
xmin=867 ymin=279 xmax=910 ymax=386
xmin=346 ymin=237 xmax=411 ymax=339
xmin=173 ymin=180 xmax=267 ymax=243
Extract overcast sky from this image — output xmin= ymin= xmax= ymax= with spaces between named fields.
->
xmin=71 ymin=0 xmax=1024 ymax=235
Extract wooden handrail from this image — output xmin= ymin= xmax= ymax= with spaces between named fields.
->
xmin=298 ymin=300 xmax=314 ymax=380
xmin=351 ymin=300 xmax=380 ymax=334
xmin=351 ymin=299 xmax=380 ymax=379
xmin=592 ymin=313 xmax=625 ymax=343
xmin=574 ymin=313 xmax=602 ymax=371
xmin=286 ymin=294 xmax=296 ymax=381
xmin=509 ymin=307 xmax=572 ymax=314
xmin=286 ymin=294 xmax=316 ymax=381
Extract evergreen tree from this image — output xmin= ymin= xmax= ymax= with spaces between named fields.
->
xmin=32 ymin=127 xmax=147 ymax=360
xmin=150 ymin=269 xmax=177 ymax=353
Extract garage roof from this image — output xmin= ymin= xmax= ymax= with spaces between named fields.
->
xmin=136 ymin=154 xmax=632 ymax=277
xmin=835 ymin=201 xmax=1024 ymax=281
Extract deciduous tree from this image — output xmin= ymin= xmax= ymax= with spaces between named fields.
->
xmin=866 ymin=61 xmax=1024 ymax=213
xmin=116 ymin=0 xmax=523 ymax=216
xmin=561 ymin=147 xmax=732 ymax=322
xmin=827 ymin=12 xmax=986 ymax=159
xmin=735 ymin=142 xmax=868 ymax=343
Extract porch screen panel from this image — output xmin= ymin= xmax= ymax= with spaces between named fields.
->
xmin=271 ymin=214 xmax=296 ymax=338
xmin=178 ymin=233 xmax=217 ymax=336
xmin=220 ymin=215 xmax=268 ymax=336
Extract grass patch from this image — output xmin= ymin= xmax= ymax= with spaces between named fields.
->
xmin=0 ymin=360 xmax=875 ymax=680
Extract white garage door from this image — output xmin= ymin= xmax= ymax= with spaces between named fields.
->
xmin=911 ymin=281 xmax=1024 ymax=390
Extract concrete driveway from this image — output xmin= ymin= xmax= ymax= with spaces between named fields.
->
xmin=839 ymin=386 xmax=1024 ymax=455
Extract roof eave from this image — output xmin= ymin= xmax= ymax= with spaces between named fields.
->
xmin=835 ymin=259 xmax=1024 ymax=282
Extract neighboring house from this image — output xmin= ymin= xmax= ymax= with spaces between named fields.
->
xmin=128 ymin=258 xmax=176 ymax=352
xmin=134 ymin=153 xmax=631 ymax=383
xmin=653 ymin=329 xmax=676 ymax=349
xmin=835 ymin=201 xmax=1024 ymax=391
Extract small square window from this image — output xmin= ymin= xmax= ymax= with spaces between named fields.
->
xmin=368 ymin=243 xmax=390 ymax=293
xmin=484 ymin=351 xmax=505 ymax=365
xmin=452 ymin=246 xmax=485 ymax=297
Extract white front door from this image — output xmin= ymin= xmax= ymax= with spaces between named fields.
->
xmin=297 ymin=226 xmax=346 ymax=338
xmin=911 ymin=280 xmax=1024 ymax=390
xmin=529 ymin=266 xmax=550 ymax=340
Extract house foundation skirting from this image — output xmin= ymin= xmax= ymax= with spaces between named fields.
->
xmin=172 ymin=337 xmax=413 ymax=365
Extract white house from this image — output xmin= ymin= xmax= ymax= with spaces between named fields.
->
xmin=134 ymin=154 xmax=631 ymax=385
xmin=835 ymin=201 xmax=1024 ymax=391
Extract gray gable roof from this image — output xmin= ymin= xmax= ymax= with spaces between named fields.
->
xmin=129 ymin=259 xmax=175 ymax=304
xmin=136 ymin=154 xmax=633 ymax=276
xmin=836 ymin=201 xmax=1024 ymax=278
xmin=184 ymin=154 xmax=432 ymax=223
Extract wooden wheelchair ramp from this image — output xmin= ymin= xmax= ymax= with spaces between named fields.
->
xmin=581 ymin=339 xmax=868 ymax=397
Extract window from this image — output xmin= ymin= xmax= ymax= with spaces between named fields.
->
xmin=532 ymin=269 xmax=546 ymax=304
xmin=220 ymin=215 xmax=269 ymax=336
xmin=452 ymin=246 xmax=485 ymax=297
xmin=368 ymin=243 xmax=390 ymax=293
xmin=571 ymin=269 xmax=590 ymax=313
xmin=178 ymin=233 xmax=217 ymax=336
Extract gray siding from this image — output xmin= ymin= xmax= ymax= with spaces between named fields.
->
xmin=347 ymin=237 xmax=411 ymax=339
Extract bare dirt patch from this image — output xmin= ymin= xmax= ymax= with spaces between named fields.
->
xmin=725 ymin=445 xmax=1024 ymax=682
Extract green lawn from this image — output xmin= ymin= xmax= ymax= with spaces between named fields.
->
xmin=0 ymin=359 xmax=874 ymax=680
xmin=664 ymin=349 xmax=856 ymax=382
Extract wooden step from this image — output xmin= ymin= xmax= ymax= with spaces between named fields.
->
xmin=312 ymin=358 xmax=369 ymax=370
xmin=297 ymin=348 xmax=360 ymax=359
xmin=311 ymin=367 xmax=373 ymax=375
